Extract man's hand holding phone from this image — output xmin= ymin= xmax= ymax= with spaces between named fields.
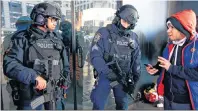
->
xmin=144 ymin=63 xmax=159 ymax=75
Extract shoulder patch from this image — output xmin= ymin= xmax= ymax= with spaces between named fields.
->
xmin=93 ymin=33 xmax=101 ymax=43
xmin=4 ymin=40 xmax=13 ymax=55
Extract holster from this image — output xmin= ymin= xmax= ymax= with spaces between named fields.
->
xmin=19 ymin=83 xmax=35 ymax=101
xmin=9 ymin=80 xmax=20 ymax=106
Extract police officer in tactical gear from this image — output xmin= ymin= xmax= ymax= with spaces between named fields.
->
xmin=3 ymin=2 xmax=70 ymax=110
xmin=2 ymin=16 xmax=32 ymax=110
xmin=90 ymin=4 xmax=141 ymax=110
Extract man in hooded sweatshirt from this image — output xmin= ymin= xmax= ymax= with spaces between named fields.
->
xmin=146 ymin=9 xmax=198 ymax=110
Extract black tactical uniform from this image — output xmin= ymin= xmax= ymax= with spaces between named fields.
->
xmin=3 ymin=2 xmax=70 ymax=110
xmin=90 ymin=5 xmax=141 ymax=110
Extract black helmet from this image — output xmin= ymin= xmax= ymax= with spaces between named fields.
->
xmin=114 ymin=4 xmax=139 ymax=30
xmin=30 ymin=2 xmax=61 ymax=26
xmin=60 ymin=21 xmax=72 ymax=32
xmin=60 ymin=21 xmax=72 ymax=46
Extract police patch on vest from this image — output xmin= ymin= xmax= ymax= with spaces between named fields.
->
xmin=93 ymin=33 xmax=101 ymax=43
xmin=116 ymin=41 xmax=128 ymax=46
xmin=36 ymin=42 xmax=53 ymax=49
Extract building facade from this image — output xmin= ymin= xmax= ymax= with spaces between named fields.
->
xmin=1 ymin=0 xmax=71 ymax=36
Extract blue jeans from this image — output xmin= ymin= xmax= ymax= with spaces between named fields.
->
xmin=90 ymin=75 xmax=128 ymax=110
xmin=56 ymin=98 xmax=66 ymax=110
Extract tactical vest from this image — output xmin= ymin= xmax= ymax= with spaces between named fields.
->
xmin=107 ymin=25 xmax=136 ymax=73
xmin=27 ymin=33 xmax=64 ymax=81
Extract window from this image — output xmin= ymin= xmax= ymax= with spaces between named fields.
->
xmin=1 ymin=17 xmax=5 ymax=28
xmin=1 ymin=1 xmax=5 ymax=27
xmin=66 ymin=10 xmax=71 ymax=18
xmin=9 ymin=2 xmax=22 ymax=28
xmin=26 ymin=3 xmax=34 ymax=15
xmin=1 ymin=1 xmax=4 ymax=16
xmin=9 ymin=1 xmax=22 ymax=13
xmin=54 ymin=1 xmax=61 ymax=7
xmin=80 ymin=6 xmax=83 ymax=11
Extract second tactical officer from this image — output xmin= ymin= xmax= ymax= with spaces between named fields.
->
xmin=90 ymin=5 xmax=141 ymax=110
xmin=3 ymin=16 xmax=32 ymax=55
xmin=3 ymin=2 xmax=70 ymax=110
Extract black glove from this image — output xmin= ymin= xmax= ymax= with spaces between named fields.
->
xmin=64 ymin=75 xmax=71 ymax=88
xmin=127 ymin=78 xmax=135 ymax=95
xmin=59 ymin=72 xmax=71 ymax=89
xmin=107 ymin=70 xmax=118 ymax=81
xmin=57 ymin=74 xmax=71 ymax=99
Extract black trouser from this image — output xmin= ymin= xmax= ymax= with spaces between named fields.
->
xmin=164 ymin=96 xmax=191 ymax=110
xmin=44 ymin=101 xmax=56 ymax=110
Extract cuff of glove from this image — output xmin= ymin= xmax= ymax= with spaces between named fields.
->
xmin=60 ymin=85 xmax=68 ymax=89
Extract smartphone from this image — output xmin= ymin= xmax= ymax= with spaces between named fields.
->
xmin=144 ymin=62 xmax=160 ymax=69
xmin=144 ymin=64 xmax=150 ymax=67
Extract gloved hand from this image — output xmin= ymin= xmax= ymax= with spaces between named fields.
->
xmin=107 ymin=70 xmax=118 ymax=81
xmin=64 ymin=75 xmax=71 ymax=89
xmin=127 ymin=78 xmax=135 ymax=95
xmin=58 ymin=72 xmax=71 ymax=89
xmin=57 ymin=74 xmax=71 ymax=99
xmin=63 ymin=73 xmax=71 ymax=99
xmin=62 ymin=88 xmax=68 ymax=99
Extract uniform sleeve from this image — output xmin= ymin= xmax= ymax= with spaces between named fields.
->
xmin=90 ymin=30 xmax=111 ymax=76
xmin=130 ymin=33 xmax=141 ymax=83
xmin=3 ymin=35 xmax=38 ymax=85
xmin=54 ymin=31 xmax=70 ymax=78
xmin=61 ymin=46 xmax=70 ymax=77
xmin=168 ymin=65 xmax=198 ymax=81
